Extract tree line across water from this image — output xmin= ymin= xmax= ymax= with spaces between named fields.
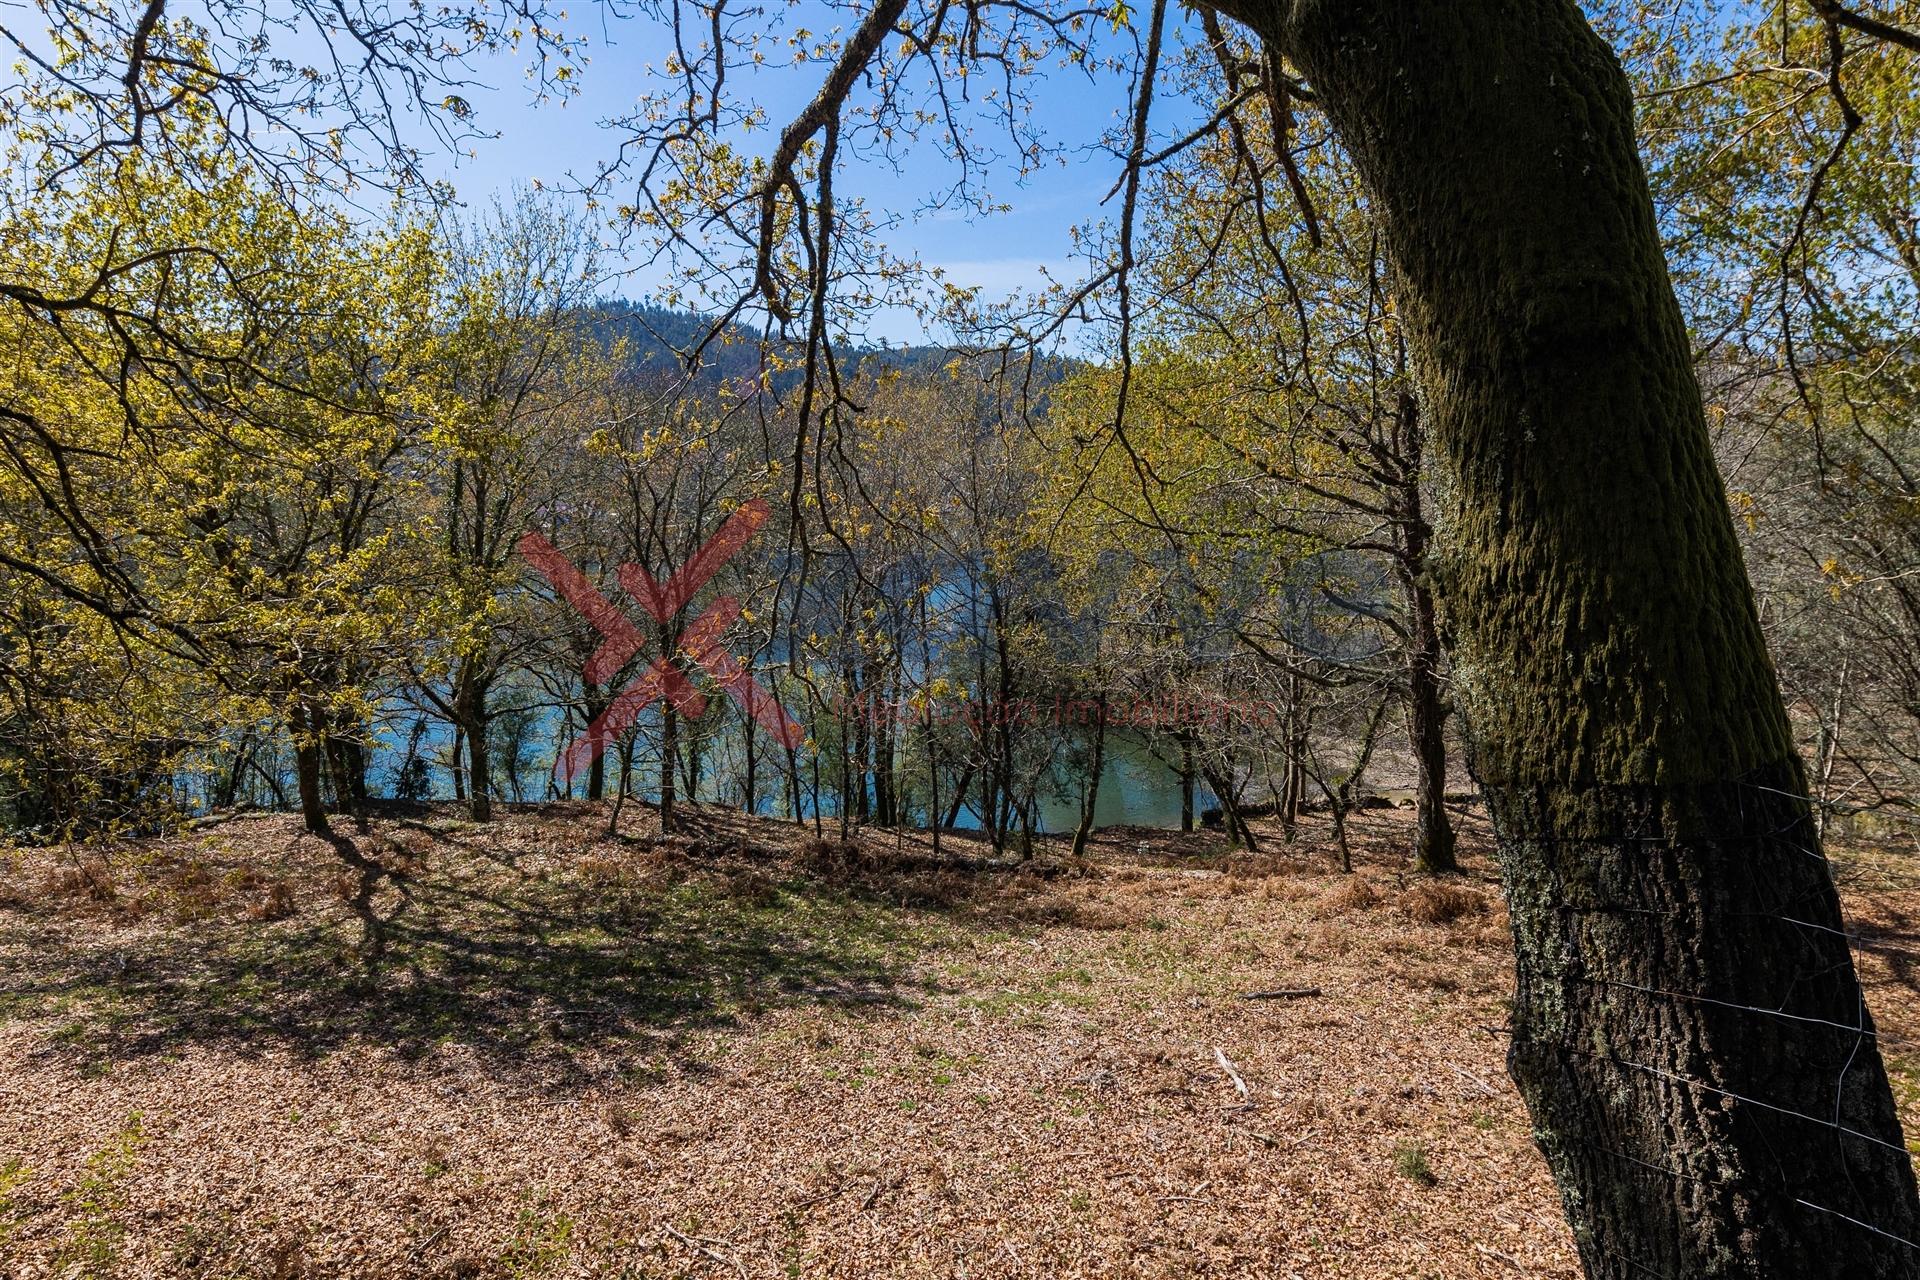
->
xmin=0 ymin=168 xmax=1443 ymax=865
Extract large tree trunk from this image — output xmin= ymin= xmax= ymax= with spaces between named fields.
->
xmin=291 ymin=727 xmax=330 ymax=836
xmin=284 ymin=706 xmax=330 ymax=836
xmin=1245 ymin=0 xmax=1920 ymax=1273
xmin=457 ymin=678 xmax=492 ymax=823
xmin=464 ymin=718 xmax=491 ymax=822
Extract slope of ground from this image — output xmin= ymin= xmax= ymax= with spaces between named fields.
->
xmin=1 ymin=802 xmax=1916 ymax=1278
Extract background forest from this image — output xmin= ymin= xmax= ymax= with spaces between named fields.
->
xmin=3 ymin=3 xmax=1916 ymax=868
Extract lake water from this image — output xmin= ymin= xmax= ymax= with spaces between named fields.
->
xmin=362 ymin=713 xmax=1213 ymax=832
xmin=1028 ymin=732 xmax=1218 ymax=833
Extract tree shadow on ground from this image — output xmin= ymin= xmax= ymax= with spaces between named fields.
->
xmin=0 ymin=813 xmax=968 ymax=1091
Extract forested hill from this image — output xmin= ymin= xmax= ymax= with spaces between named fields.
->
xmin=585 ymin=300 xmax=1068 ymax=390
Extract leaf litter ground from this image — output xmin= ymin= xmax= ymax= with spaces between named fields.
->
xmin=3 ymin=801 xmax=1918 ymax=1278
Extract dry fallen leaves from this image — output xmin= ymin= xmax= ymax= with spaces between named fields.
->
xmin=0 ymin=801 xmax=1912 ymax=1278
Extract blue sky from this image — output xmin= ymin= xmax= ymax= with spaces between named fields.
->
xmin=411 ymin=5 xmax=1161 ymax=342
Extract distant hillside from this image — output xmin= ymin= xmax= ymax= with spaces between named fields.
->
xmin=583 ymin=299 xmax=1074 ymax=395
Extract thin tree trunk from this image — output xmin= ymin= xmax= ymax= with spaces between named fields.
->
xmin=850 ymin=666 xmax=872 ymax=825
xmin=875 ymin=666 xmax=898 ymax=827
xmin=990 ymin=592 xmax=1015 ymax=856
xmin=787 ymin=740 xmax=802 ymax=821
xmin=247 ymin=752 xmax=289 ymax=810
xmin=1328 ymin=791 xmax=1351 ymax=874
xmin=836 ymin=698 xmax=854 ymax=840
xmin=680 ymin=718 xmax=703 ymax=806
xmin=1394 ymin=387 xmax=1459 ymax=874
xmin=918 ymin=595 xmax=940 ymax=854
xmin=506 ymin=735 xmax=526 ymax=804
xmin=1405 ymin=575 xmax=1457 ymax=873
xmin=926 ymin=716 xmax=942 ymax=858
xmin=344 ymin=738 xmax=369 ymax=806
xmin=1071 ymin=699 xmax=1108 ymax=859
xmin=216 ymin=736 xmax=252 ymax=810
xmin=324 ymin=729 xmax=368 ymax=834
xmin=771 ymin=668 xmax=802 ymax=822
xmin=942 ymin=762 xmax=975 ymax=831
xmin=1317 ymin=697 xmax=1390 ymax=875
xmin=1178 ymin=731 xmax=1195 ymax=834
xmin=608 ymin=734 xmax=633 ymax=836
xmin=1203 ymin=763 xmax=1257 ymax=851
xmin=448 ymin=724 xmax=466 ymax=804
xmin=785 ymin=736 xmax=803 ymax=822
xmin=1279 ymin=674 xmax=1303 ymax=838
xmin=809 ymin=744 xmax=823 ymax=837
xmin=659 ymin=704 xmax=678 ymax=835
xmin=1248 ymin=0 xmax=1920 ymax=1270
xmin=1287 ymin=706 xmax=1310 ymax=827
xmin=977 ymin=728 xmax=1000 ymax=853
xmin=459 ymin=678 xmax=492 ymax=823
xmin=1814 ymin=644 xmax=1850 ymax=842
xmin=584 ymin=680 xmax=608 ymax=803
xmin=742 ymin=702 xmax=759 ymax=815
